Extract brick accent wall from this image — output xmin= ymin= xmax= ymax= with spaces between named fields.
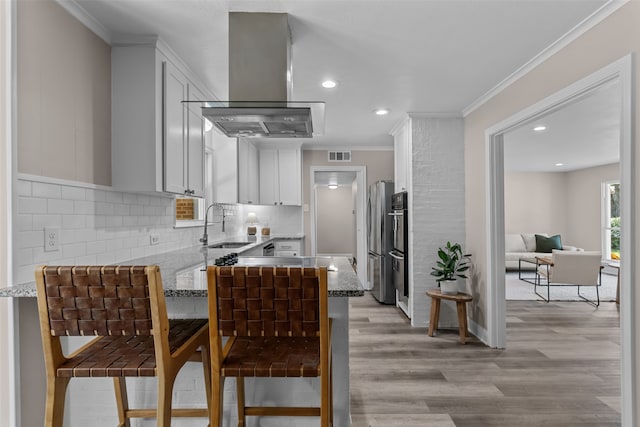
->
xmin=175 ymin=198 xmax=195 ymax=220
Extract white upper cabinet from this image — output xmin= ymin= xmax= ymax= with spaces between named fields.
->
xmin=238 ymin=140 xmax=259 ymax=204
xmin=210 ymin=131 xmax=238 ymax=204
xmin=391 ymin=118 xmax=410 ymax=193
xmin=259 ymin=147 xmax=301 ymax=205
xmin=162 ymin=60 xmax=188 ymax=195
xmin=111 ymin=39 xmax=208 ymax=196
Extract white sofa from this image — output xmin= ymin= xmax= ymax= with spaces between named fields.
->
xmin=505 ymin=233 xmax=583 ymax=270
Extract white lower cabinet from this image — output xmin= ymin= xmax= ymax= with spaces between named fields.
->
xmin=259 ymin=148 xmax=301 ymax=205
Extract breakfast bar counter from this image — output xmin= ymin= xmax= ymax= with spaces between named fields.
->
xmin=1 ymin=242 xmax=364 ymax=427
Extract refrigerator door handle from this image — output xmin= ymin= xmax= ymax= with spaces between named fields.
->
xmin=388 ymin=251 xmax=404 ymax=260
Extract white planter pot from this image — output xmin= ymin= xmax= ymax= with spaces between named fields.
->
xmin=440 ymin=280 xmax=458 ymax=295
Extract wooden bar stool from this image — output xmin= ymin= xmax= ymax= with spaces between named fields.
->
xmin=207 ymin=266 xmax=332 ymax=427
xmin=34 ymin=265 xmax=211 ymax=427
xmin=426 ymin=289 xmax=473 ymax=344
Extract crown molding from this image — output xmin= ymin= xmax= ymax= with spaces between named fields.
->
xmin=462 ymin=0 xmax=629 ymax=117
xmin=55 ymin=0 xmax=112 ymax=44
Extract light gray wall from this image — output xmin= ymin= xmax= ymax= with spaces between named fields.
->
xmin=566 ymin=163 xmax=619 ymax=251
xmin=504 ymin=171 xmax=568 ymax=236
xmin=17 ymin=0 xmax=111 ymax=185
xmin=316 ymin=186 xmax=355 ymax=255
xmin=504 ymin=163 xmax=619 ymax=252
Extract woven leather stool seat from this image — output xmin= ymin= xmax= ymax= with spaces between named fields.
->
xmin=35 ymin=265 xmax=211 ymax=427
xmin=56 ymin=319 xmax=208 ymax=377
xmin=207 ymin=266 xmax=333 ymax=426
xmin=221 ymin=336 xmax=320 ymax=377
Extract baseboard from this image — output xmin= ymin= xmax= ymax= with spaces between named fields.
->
xmin=468 ymin=317 xmax=490 ymax=347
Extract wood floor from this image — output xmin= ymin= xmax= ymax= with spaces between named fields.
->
xmin=349 ymin=292 xmax=621 ymax=427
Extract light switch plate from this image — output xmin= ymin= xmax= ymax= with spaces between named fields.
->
xmin=44 ymin=227 xmax=60 ymax=252
xmin=150 ymin=234 xmax=160 ymax=245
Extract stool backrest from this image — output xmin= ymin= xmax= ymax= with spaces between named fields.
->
xmin=208 ymin=266 xmax=327 ymax=337
xmin=36 ymin=266 xmax=155 ymax=337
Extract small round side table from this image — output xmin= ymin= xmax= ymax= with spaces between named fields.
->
xmin=426 ymin=289 xmax=473 ymax=344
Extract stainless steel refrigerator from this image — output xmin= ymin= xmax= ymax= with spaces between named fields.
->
xmin=367 ymin=180 xmax=395 ymax=304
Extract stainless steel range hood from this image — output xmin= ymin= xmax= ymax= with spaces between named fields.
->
xmin=201 ymin=13 xmax=324 ymax=138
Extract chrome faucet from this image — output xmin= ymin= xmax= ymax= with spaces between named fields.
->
xmin=200 ymin=203 xmax=227 ymax=246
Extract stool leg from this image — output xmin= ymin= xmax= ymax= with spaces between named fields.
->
xmin=113 ymin=377 xmax=131 ymax=427
xmin=428 ymin=298 xmax=441 ymax=337
xmin=211 ymin=376 xmax=225 ymax=427
xmin=45 ymin=376 xmax=70 ymax=427
xmin=456 ymin=301 xmax=468 ymax=344
xmin=236 ymin=377 xmax=246 ymax=427
xmin=157 ymin=375 xmax=176 ymax=427
xmin=200 ymin=347 xmax=212 ymax=417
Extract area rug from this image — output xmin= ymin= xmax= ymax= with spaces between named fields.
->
xmin=505 ymin=271 xmax=618 ymax=302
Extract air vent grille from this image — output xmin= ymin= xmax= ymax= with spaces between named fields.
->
xmin=328 ymin=151 xmax=351 ymax=162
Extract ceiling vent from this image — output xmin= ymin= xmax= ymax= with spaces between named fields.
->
xmin=328 ymin=151 xmax=351 ymax=162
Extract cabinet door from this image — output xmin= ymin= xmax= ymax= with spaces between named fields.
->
xmin=259 ymin=149 xmax=279 ymax=205
xmin=393 ymin=122 xmax=409 ymax=192
xmin=163 ymin=61 xmax=187 ymax=195
xmin=211 ymin=132 xmax=238 ymax=203
xmin=187 ymin=107 xmax=205 ymax=197
xmin=238 ymin=141 xmax=259 ymax=204
xmin=277 ymin=149 xmax=301 ymax=205
xmin=186 ymin=83 xmax=205 ymax=197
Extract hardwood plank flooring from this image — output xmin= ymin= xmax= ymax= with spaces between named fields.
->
xmin=349 ymin=293 xmax=621 ymax=427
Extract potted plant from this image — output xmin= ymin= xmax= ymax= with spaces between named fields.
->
xmin=430 ymin=241 xmax=471 ymax=295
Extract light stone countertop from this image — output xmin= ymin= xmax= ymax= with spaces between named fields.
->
xmin=0 ymin=235 xmax=364 ymax=298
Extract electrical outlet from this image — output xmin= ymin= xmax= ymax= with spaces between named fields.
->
xmin=44 ymin=227 xmax=60 ymax=252
xmin=150 ymin=234 xmax=160 ymax=245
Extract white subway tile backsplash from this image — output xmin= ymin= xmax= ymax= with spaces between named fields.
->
xmin=16 ymin=180 xmax=31 ymax=196
xmin=17 ymin=197 xmax=47 ymax=214
xmin=47 ymin=198 xmax=75 ymax=214
xmin=62 ymin=243 xmax=87 ymax=258
xmin=33 ymin=182 xmax=61 ymax=199
xmin=74 ymin=200 xmax=96 ymax=215
xmin=15 ymin=214 xmax=33 ymax=231
xmin=105 ymin=191 xmax=123 ymax=204
xmin=61 ymin=186 xmax=86 ymax=201
xmin=13 ymin=178 xmax=301 ymax=293
xmin=62 ymin=215 xmax=86 ymax=230
xmin=16 ymin=230 xmax=43 ymax=249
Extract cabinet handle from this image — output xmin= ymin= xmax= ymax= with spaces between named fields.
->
xmin=274 ymin=202 xmax=277 ymax=205
xmin=280 ymin=202 xmax=283 ymax=205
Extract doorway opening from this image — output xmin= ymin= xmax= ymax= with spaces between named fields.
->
xmin=485 ymin=55 xmax=635 ymax=423
xmin=310 ymin=166 xmax=367 ymax=285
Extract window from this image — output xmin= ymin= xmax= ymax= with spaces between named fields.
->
xmin=602 ymin=181 xmax=620 ymax=260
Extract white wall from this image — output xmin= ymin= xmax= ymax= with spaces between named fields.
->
xmin=566 ymin=163 xmax=619 ymax=251
xmin=316 ymin=186 xmax=355 ymax=255
xmin=1 ymin=2 xmax=11 ymax=426
xmin=410 ymin=116 xmax=465 ymax=327
xmin=504 ymin=171 xmax=568 ymax=236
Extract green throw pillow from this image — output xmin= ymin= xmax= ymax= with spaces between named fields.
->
xmin=535 ymin=234 xmax=562 ymax=253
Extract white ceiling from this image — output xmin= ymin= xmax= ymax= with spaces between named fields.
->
xmin=72 ymin=0 xmax=610 ymax=149
xmin=504 ymin=79 xmax=621 ymax=172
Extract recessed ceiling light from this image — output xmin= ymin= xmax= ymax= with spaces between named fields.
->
xmin=555 ymin=163 xmax=564 ymax=167
xmin=375 ymin=109 xmax=390 ymax=116
xmin=322 ymin=80 xmax=337 ymax=89
xmin=328 ymin=184 xmax=339 ymax=189
xmin=533 ymin=125 xmax=547 ymax=132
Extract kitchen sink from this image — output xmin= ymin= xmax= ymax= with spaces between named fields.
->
xmin=208 ymin=241 xmax=251 ymax=249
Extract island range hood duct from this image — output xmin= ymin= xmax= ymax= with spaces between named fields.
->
xmin=201 ymin=12 xmax=324 ymax=138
